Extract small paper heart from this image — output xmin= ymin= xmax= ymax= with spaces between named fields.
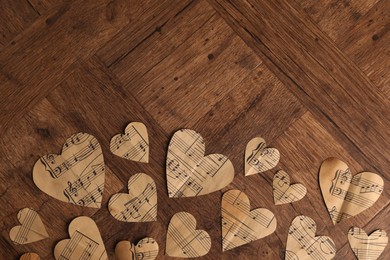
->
xmin=115 ymin=237 xmax=159 ymax=260
xmin=245 ymin=137 xmax=280 ymax=176
xmin=20 ymin=253 xmax=41 ymax=260
xmin=273 ymin=170 xmax=307 ymax=205
xmin=348 ymin=227 xmax=388 ymax=260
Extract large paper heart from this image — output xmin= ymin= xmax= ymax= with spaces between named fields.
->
xmin=319 ymin=158 xmax=383 ymax=224
xmin=166 ymin=129 xmax=234 ymax=198
xmin=245 ymin=137 xmax=280 ymax=176
xmin=9 ymin=208 xmax=48 ymax=245
xmin=54 ymin=216 xmax=107 ymax=260
xmin=108 ymin=173 xmax=157 ymax=222
xmin=110 ymin=122 xmax=149 ymax=163
xmin=166 ymin=211 xmax=211 ymax=258
xmin=273 ymin=170 xmax=307 ymax=205
xmin=115 ymin=237 xmax=159 ymax=260
xmin=286 ymin=215 xmax=336 ymax=260
xmin=20 ymin=253 xmax=41 ymax=260
xmin=221 ymin=190 xmax=277 ymax=251
xmin=33 ymin=132 xmax=105 ymax=208
xmin=348 ymin=227 xmax=388 ymax=260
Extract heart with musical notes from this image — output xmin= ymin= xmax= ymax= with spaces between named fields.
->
xmin=110 ymin=122 xmax=149 ymax=163
xmin=286 ymin=215 xmax=336 ymax=260
xmin=348 ymin=227 xmax=388 ymax=260
xmin=9 ymin=208 xmax=48 ymax=245
xmin=221 ymin=190 xmax=277 ymax=251
xmin=166 ymin=212 xmax=211 ymax=258
xmin=20 ymin=253 xmax=41 ymax=260
xmin=54 ymin=216 xmax=107 ymax=260
xmin=33 ymin=132 xmax=105 ymax=208
xmin=320 ymin=158 xmax=383 ymax=224
xmin=273 ymin=170 xmax=307 ymax=205
xmin=166 ymin=129 xmax=234 ymax=198
xmin=108 ymin=173 xmax=157 ymax=222
xmin=245 ymin=137 xmax=280 ymax=176
xmin=115 ymin=238 xmax=159 ymax=260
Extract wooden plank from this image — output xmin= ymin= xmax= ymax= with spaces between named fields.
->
xmin=27 ymin=0 xmax=64 ymax=15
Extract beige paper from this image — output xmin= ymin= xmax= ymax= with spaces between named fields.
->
xmin=9 ymin=208 xmax=48 ymax=245
xmin=245 ymin=137 xmax=280 ymax=176
xmin=110 ymin=122 xmax=149 ymax=163
xmin=33 ymin=133 xmax=105 ymax=208
xmin=286 ymin=215 xmax=336 ymax=260
xmin=166 ymin=129 xmax=234 ymax=198
xmin=166 ymin=211 xmax=211 ymax=258
xmin=348 ymin=227 xmax=388 ymax=260
xmin=115 ymin=238 xmax=159 ymax=260
xmin=221 ymin=190 xmax=277 ymax=251
xmin=20 ymin=253 xmax=41 ymax=260
xmin=54 ymin=216 xmax=107 ymax=260
xmin=319 ymin=158 xmax=383 ymax=224
xmin=273 ymin=170 xmax=307 ymax=205
xmin=108 ymin=173 xmax=157 ymax=222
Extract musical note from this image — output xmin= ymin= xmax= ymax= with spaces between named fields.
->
xmin=115 ymin=238 xmax=159 ymax=260
xmin=273 ymin=170 xmax=307 ymax=205
xmin=348 ymin=227 xmax=388 ymax=260
xmin=245 ymin=137 xmax=280 ymax=176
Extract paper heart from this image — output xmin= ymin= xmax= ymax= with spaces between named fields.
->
xmin=115 ymin=237 xmax=159 ymax=260
xmin=33 ymin=132 xmax=105 ymax=208
xmin=245 ymin=137 xmax=280 ymax=176
xmin=221 ymin=190 xmax=277 ymax=251
xmin=110 ymin=122 xmax=149 ymax=163
xmin=108 ymin=173 xmax=157 ymax=222
xmin=20 ymin=253 xmax=41 ymax=260
xmin=319 ymin=158 xmax=383 ymax=224
xmin=54 ymin=216 xmax=107 ymax=260
xmin=166 ymin=129 xmax=234 ymax=198
xmin=166 ymin=211 xmax=211 ymax=258
xmin=273 ymin=170 xmax=307 ymax=205
xmin=286 ymin=215 xmax=336 ymax=260
xmin=9 ymin=208 xmax=48 ymax=245
xmin=348 ymin=227 xmax=388 ymax=260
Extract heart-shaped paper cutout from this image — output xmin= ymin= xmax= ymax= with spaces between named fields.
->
xmin=166 ymin=129 xmax=234 ymax=198
xmin=320 ymin=158 xmax=383 ymax=224
xmin=33 ymin=133 xmax=105 ymax=208
xmin=221 ymin=190 xmax=277 ymax=251
xmin=108 ymin=173 xmax=157 ymax=222
xmin=166 ymin=211 xmax=211 ymax=258
xmin=245 ymin=137 xmax=280 ymax=176
xmin=20 ymin=253 xmax=41 ymax=260
xmin=273 ymin=170 xmax=307 ymax=205
xmin=54 ymin=216 xmax=107 ymax=260
xmin=286 ymin=215 xmax=336 ymax=260
xmin=348 ymin=227 xmax=388 ymax=260
xmin=115 ymin=237 xmax=159 ymax=260
xmin=9 ymin=208 xmax=48 ymax=245
xmin=110 ymin=122 xmax=149 ymax=163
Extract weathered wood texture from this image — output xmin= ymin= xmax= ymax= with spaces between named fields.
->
xmin=0 ymin=0 xmax=389 ymax=259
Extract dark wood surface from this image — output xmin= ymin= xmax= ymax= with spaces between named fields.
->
xmin=0 ymin=0 xmax=389 ymax=259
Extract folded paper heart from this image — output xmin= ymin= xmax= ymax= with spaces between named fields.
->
xmin=166 ymin=129 xmax=234 ymax=197
xmin=110 ymin=122 xmax=149 ymax=163
xmin=245 ymin=137 xmax=280 ymax=176
xmin=319 ymin=158 xmax=383 ymax=224
xmin=221 ymin=190 xmax=277 ymax=251
xmin=54 ymin=216 xmax=107 ymax=260
xmin=33 ymin=132 xmax=105 ymax=208
xmin=115 ymin=237 xmax=159 ymax=260
xmin=273 ymin=170 xmax=307 ymax=205
xmin=166 ymin=211 xmax=211 ymax=258
xmin=286 ymin=215 xmax=336 ymax=260
xmin=9 ymin=208 xmax=48 ymax=245
xmin=20 ymin=253 xmax=41 ymax=260
xmin=348 ymin=227 xmax=388 ymax=260
xmin=108 ymin=173 xmax=157 ymax=222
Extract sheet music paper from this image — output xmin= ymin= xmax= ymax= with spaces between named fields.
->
xmin=273 ymin=170 xmax=307 ymax=205
xmin=20 ymin=253 xmax=41 ymax=260
xmin=54 ymin=216 xmax=107 ymax=260
xmin=166 ymin=211 xmax=211 ymax=258
xmin=286 ymin=215 xmax=336 ymax=260
xmin=110 ymin=122 xmax=149 ymax=163
xmin=348 ymin=227 xmax=388 ymax=260
xmin=33 ymin=133 xmax=105 ymax=208
xmin=166 ymin=129 xmax=234 ymax=198
xmin=115 ymin=237 xmax=159 ymax=260
xmin=319 ymin=158 xmax=383 ymax=224
xmin=245 ymin=137 xmax=280 ymax=176
xmin=9 ymin=208 xmax=48 ymax=245
xmin=108 ymin=173 xmax=157 ymax=222
xmin=221 ymin=190 xmax=277 ymax=251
